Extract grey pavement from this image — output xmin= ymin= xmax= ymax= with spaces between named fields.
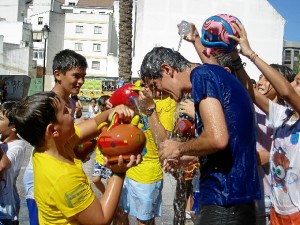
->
xmin=16 ymin=141 xmax=193 ymax=225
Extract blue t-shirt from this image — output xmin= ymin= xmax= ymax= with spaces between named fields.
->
xmin=191 ymin=64 xmax=261 ymax=205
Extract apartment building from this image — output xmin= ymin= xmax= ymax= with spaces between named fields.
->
xmin=283 ymin=41 xmax=300 ymax=73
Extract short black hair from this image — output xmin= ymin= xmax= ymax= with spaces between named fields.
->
xmin=52 ymin=49 xmax=87 ymax=75
xmin=0 ymin=101 xmax=17 ymax=124
xmin=270 ymin=64 xmax=295 ymax=83
xmin=13 ymin=92 xmax=60 ymax=147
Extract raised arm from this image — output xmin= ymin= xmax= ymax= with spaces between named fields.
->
xmin=230 ymin=22 xmax=300 ymax=115
xmin=181 ymin=22 xmax=218 ymax=65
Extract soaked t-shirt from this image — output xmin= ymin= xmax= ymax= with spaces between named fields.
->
xmin=191 ymin=63 xmax=261 ymax=205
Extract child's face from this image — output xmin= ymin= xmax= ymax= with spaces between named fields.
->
xmin=291 ymin=72 xmax=300 ymax=97
xmin=53 ymin=99 xmax=75 ymax=140
xmin=0 ymin=111 xmax=12 ymax=138
xmin=91 ymin=100 xmax=96 ymax=106
xmin=56 ymin=67 xmax=86 ymax=96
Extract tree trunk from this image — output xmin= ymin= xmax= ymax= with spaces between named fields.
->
xmin=118 ymin=0 xmax=133 ymax=83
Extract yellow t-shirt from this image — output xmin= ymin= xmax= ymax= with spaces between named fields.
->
xmin=94 ymin=146 xmax=105 ymax=165
xmin=126 ymin=97 xmax=176 ymax=183
xmin=33 ymin=126 xmax=95 ymax=225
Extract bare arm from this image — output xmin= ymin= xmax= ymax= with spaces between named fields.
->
xmin=76 ymin=105 xmax=135 ymax=143
xmin=230 ymin=22 xmax=300 ymax=115
xmin=257 ymin=149 xmax=270 ymax=166
xmin=138 ymin=89 xmax=171 ymax=146
xmin=159 ymin=97 xmax=228 ymax=160
xmin=75 ymin=155 xmax=141 ymax=225
xmin=230 ymin=50 xmax=270 ymax=114
xmin=182 ymin=22 xmax=218 ymax=65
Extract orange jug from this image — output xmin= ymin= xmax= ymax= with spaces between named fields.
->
xmin=97 ymin=114 xmax=146 ymax=163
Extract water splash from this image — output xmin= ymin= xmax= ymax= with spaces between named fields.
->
xmin=177 ymin=36 xmax=183 ymax=52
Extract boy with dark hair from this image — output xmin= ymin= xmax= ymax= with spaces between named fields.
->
xmin=23 ymin=49 xmax=88 ymax=225
xmin=14 ymin=91 xmax=141 ymax=225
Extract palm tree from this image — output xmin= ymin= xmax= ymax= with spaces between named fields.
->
xmin=118 ymin=0 xmax=133 ymax=83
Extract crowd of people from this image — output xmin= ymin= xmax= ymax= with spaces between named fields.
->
xmin=0 ymin=17 xmax=299 ymax=225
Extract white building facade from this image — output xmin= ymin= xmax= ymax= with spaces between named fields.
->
xmin=0 ymin=0 xmax=288 ymax=91
xmin=132 ymin=0 xmax=285 ymax=81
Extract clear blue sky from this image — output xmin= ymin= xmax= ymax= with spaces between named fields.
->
xmin=268 ymin=0 xmax=300 ymax=41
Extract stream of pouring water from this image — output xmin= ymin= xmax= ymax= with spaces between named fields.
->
xmin=177 ymin=36 xmax=183 ymax=52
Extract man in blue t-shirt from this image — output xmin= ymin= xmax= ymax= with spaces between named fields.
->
xmin=139 ymin=47 xmax=261 ymax=225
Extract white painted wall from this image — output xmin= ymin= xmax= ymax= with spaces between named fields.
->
xmin=0 ymin=0 xmax=27 ymax=22
xmin=132 ymin=0 xmax=285 ymax=81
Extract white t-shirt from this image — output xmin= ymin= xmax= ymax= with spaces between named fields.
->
xmin=88 ymin=105 xmax=99 ymax=118
xmin=0 ymin=139 xmax=26 ymax=220
xmin=268 ymin=101 xmax=300 ymax=215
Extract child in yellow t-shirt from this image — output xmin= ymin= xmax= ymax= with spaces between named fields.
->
xmin=13 ymin=92 xmax=141 ymax=225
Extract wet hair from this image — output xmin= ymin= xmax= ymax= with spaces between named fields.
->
xmin=270 ymin=64 xmax=295 ymax=83
xmin=13 ymin=92 xmax=60 ymax=147
xmin=139 ymin=47 xmax=191 ymax=81
xmin=52 ymin=49 xmax=87 ymax=75
xmin=214 ymin=54 xmax=235 ymax=74
xmin=0 ymin=101 xmax=17 ymax=125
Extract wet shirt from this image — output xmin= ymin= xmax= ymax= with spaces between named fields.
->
xmin=191 ymin=64 xmax=261 ymax=205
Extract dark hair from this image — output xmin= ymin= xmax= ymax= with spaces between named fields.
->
xmin=270 ymin=64 xmax=295 ymax=83
xmin=52 ymin=49 xmax=87 ymax=75
xmin=267 ymin=64 xmax=295 ymax=105
xmin=250 ymin=79 xmax=256 ymax=85
xmin=13 ymin=92 xmax=60 ymax=147
xmin=139 ymin=47 xmax=191 ymax=81
xmin=71 ymin=94 xmax=79 ymax=101
xmin=214 ymin=54 xmax=235 ymax=74
xmin=0 ymin=101 xmax=17 ymax=124
xmin=98 ymin=95 xmax=110 ymax=107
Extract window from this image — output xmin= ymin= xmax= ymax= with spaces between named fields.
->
xmin=33 ymin=49 xmax=44 ymax=59
xmin=92 ymin=61 xmax=100 ymax=70
xmin=94 ymin=26 xmax=103 ymax=34
xmin=76 ymin=25 xmax=83 ymax=33
xmin=284 ymin=50 xmax=291 ymax=63
xmin=38 ymin=17 xmax=43 ymax=25
xmin=32 ymin=32 xmax=43 ymax=42
xmin=69 ymin=2 xmax=75 ymax=6
xmin=93 ymin=44 xmax=101 ymax=52
xmin=75 ymin=43 xmax=83 ymax=51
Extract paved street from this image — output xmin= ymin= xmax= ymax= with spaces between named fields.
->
xmin=16 ymin=141 xmax=193 ymax=224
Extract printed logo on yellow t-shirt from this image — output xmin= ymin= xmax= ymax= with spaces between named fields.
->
xmin=65 ymin=182 xmax=90 ymax=208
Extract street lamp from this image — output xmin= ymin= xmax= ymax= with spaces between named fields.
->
xmin=42 ymin=24 xmax=51 ymax=91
